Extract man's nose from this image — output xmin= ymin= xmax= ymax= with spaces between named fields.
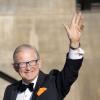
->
xmin=26 ymin=63 xmax=31 ymax=70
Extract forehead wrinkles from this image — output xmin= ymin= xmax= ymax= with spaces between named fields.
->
xmin=14 ymin=48 xmax=37 ymax=61
xmin=13 ymin=44 xmax=40 ymax=62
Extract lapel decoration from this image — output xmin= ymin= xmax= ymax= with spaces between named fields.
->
xmin=37 ymin=87 xmax=47 ymax=96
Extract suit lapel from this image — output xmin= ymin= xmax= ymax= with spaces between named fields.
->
xmin=8 ymin=72 xmax=46 ymax=100
xmin=10 ymin=81 xmax=22 ymax=100
xmin=32 ymin=71 xmax=47 ymax=100
xmin=10 ymin=89 xmax=17 ymax=100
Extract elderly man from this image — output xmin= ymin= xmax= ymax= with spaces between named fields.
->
xmin=3 ymin=12 xmax=84 ymax=100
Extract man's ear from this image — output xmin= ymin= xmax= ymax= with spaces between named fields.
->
xmin=38 ymin=59 xmax=42 ymax=69
xmin=12 ymin=63 xmax=19 ymax=72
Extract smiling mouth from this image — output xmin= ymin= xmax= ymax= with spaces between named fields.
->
xmin=25 ymin=71 xmax=33 ymax=73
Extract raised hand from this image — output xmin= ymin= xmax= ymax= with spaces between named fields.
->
xmin=64 ymin=12 xmax=84 ymax=48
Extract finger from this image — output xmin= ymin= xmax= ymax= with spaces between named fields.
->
xmin=77 ymin=24 xmax=84 ymax=32
xmin=76 ymin=12 xmax=82 ymax=25
xmin=78 ymin=16 xmax=84 ymax=31
xmin=76 ymin=9 xmax=81 ymax=14
xmin=80 ymin=24 xmax=84 ymax=31
xmin=78 ymin=14 xmax=84 ymax=24
xmin=71 ymin=13 xmax=77 ymax=24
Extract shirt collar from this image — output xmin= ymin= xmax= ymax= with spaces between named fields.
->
xmin=22 ymin=75 xmax=38 ymax=89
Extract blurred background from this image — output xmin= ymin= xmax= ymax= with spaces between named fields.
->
xmin=0 ymin=0 xmax=100 ymax=100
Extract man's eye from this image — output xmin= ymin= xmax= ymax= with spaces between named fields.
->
xmin=15 ymin=64 xmax=19 ymax=67
xmin=20 ymin=63 xmax=26 ymax=66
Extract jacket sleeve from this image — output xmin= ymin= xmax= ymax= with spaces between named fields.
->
xmin=3 ymin=86 xmax=11 ymax=100
xmin=51 ymin=56 xmax=83 ymax=99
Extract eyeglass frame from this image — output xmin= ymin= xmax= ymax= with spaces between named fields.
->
xmin=13 ymin=59 xmax=39 ymax=69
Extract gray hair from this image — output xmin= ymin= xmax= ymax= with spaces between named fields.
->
xmin=13 ymin=44 xmax=40 ymax=61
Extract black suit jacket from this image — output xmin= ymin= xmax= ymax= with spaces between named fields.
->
xmin=3 ymin=57 xmax=83 ymax=100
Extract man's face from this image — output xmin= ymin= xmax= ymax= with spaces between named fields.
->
xmin=13 ymin=49 xmax=41 ymax=83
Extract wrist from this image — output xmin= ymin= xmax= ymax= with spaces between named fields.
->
xmin=70 ymin=42 xmax=80 ymax=50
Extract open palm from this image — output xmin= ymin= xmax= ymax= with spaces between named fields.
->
xmin=64 ymin=12 xmax=84 ymax=48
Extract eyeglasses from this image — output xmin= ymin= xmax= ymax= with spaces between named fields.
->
xmin=13 ymin=59 xmax=39 ymax=68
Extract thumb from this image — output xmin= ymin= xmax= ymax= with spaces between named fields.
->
xmin=64 ymin=24 xmax=70 ymax=33
xmin=63 ymin=24 xmax=71 ymax=40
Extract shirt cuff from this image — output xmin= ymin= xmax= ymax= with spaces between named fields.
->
xmin=68 ymin=48 xmax=84 ymax=59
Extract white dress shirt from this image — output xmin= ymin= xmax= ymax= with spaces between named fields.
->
xmin=16 ymin=76 xmax=38 ymax=100
xmin=16 ymin=48 xmax=84 ymax=100
xmin=68 ymin=48 xmax=84 ymax=59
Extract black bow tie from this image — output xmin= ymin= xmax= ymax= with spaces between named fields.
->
xmin=19 ymin=83 xmax=34 ymax=92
